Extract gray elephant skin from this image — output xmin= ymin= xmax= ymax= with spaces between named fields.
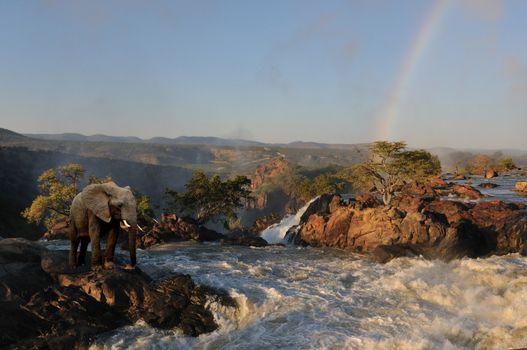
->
xmin=69 ymin=182 xmax=137 ymax=269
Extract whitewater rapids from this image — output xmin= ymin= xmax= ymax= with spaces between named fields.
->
xmin=260 ymin=197 xmax=318 ymax=244
xmin=87 ymin=242 xmax=527 ymax=350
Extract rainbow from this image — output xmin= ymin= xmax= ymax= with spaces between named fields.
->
xmin=376 ymin=0 xmax=451 ymax=141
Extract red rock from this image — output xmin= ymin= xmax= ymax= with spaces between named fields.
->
xmin=429 ymin=176 xmax=447 ymax=188
xmin=424 ymin=200 xmax=468 ymax=223
xmin=291 ymin=190 xmax=527 ymax=262
xmin=251 ymin=158 xmax=290 ymax=190
xmin=392 ymin=194 xmax=429 ymax=213
xmin=42 ymin=217 xmax=70 ymax=240
xmin=485 ymin=169 xmax=498 ymax=179
xmin=451 ymin=184 xmax=482 ymax=200
xmin=355 ymin=194 xmax=381 ymax=209
xmin=515 ymin=181 xmax=527 ymax=193
xmin=247 ymin=158 xmax=293 ymax=212
xmin=136 ymin=215 xmax=224 ymax=248
xmin=253 ymin=213 xmax=281 ymax=231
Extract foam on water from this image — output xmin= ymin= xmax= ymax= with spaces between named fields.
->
xmin=89 ymin=242 xmax=527 ymax=350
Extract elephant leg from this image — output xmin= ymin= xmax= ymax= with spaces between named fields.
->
xmin=77 ymin=237 xmax=89 ymax=266
xmin=69 ymin=236 xmax=80 ymax=267
xmin=91 ymin=236 xmax=102 ymax=267
xmin=89 ymin=214 xmax=102 ymax=268
xmin=104 ymin=227 xmax=118 ymax=268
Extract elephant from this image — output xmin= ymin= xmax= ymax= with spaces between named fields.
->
xmin=69 ymin=182 xmax=137 ymax=269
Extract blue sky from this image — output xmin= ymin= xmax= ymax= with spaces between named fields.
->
xmin=1 ymin=0 xmax=526 ymax=148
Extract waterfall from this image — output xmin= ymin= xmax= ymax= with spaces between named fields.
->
xmin=260 ymin=197 xmax=318 ymax=244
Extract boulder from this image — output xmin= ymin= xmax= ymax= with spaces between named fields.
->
xmin=136 ymin=215 xmax=224 ymax=249
xmin=515 ymin=181 xmax=527 ymax=194
xmin=485 ymin=169 xmax=498 ymax=179
xmin=429 ymin=176 xmax=447 ymax=188
xmin=0 ymin=238 xmax=236 ymax=349
xmin=221 ymin=234 xmax=268 ymax=247
xmin=300 ymin=194 xmax=340 ymax=222
xmin=453 ymin=174 xmax=467 ymax=180
xmin=292 ymin=190 xmax=527 ymax=262
xmin=354 ymin=193 xmax=382 ymax=209
xmin=252 ymin=213 xmax=282 ymax=232
xmin=479 ymin=182 xmax=499 ymax=189
xmin=451 ymin=184 xmax=483 ymax=200
xmin=42 ymin=217 xmax=70 ymax=240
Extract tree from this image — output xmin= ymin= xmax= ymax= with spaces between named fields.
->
xmin=166 ymin=170 xmax=252 ymax=227
xmin=22 ymin=163 xmax=85 ymax=230
xmin=312 ymin=173 xmax=345 ymax=195
xmin=134 ymin=190 xmax=155 ymax=227
xmin=351 ymin=141 xmax=441 ymax=205
xmin=88 ymin=174 xmax=114 ymax=184
xmin=292 ymin=175 xmax=316 ymax=204
xmin=494 ymin=157 xmax=516 ymax=172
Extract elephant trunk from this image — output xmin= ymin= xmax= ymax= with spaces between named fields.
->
xmin=128 ymin=227 xmax=137 ymax=267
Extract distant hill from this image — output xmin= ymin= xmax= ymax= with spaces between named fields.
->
xmin=169 ymin=136 xmax=266 ymax=147
xmin=26 ymin=132 xmax=368 ymax=149
xmin=2 ymin=129 xmax=368 ymax=173
xmin=0 ymin=128 xmax=28 ymax=141
xmin=26 ymin=133 xmax=144 ymax=143
xmin=5 ymin=128 xmax=525 ymax=173
xmin=26 ymin=133 xmax=266 ymax=147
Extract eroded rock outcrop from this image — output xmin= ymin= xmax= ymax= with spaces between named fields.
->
xmin=450 ymin=184 xmax=483 ymax=200
xmin=42 ymin=217 xmax=70 ymax=240
xmin=289 ymin=183 xmax=527 ymax=262
xmin=136 ymin=214 xmax=224 ymax=249
xmin=245 ymin=158 xmax=296 ymax=221
xmin=0 ymin=238 xmax=235 ymax=349
xmin=251 ymin=158 xmax=290 ymax=190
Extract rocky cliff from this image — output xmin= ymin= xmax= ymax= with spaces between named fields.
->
xmin=0 ymin=238 xmax=236 ymax=349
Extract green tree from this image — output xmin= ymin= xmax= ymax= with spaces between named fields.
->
xmin=292 ymin=175 xmax=315 ymax=204
xmin=88 ymin=174 xmax=114 ymax=184
xmin=351 ymin=141 xmax=441 ymax=205
xmin=312 ymin=173 xmax=345 ymax=195
xmin=494 ymin=157 xmax=516 ymax=172
xmin=22 ymin=163 xmax=85 ymax=230
xmin=134 ymin=190 xmax=155 ymax=226
xmin=166 ymin=170 xmax=252 ymax=227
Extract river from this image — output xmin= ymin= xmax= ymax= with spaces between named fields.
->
xmin=57 ymin=175 xmax=527 ymax=349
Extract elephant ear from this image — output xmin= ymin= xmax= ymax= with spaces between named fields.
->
xmin=82 ymin=184 xmax=111 ymax=223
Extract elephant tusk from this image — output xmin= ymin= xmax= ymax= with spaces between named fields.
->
xmin=120 ymin=220 xmax=132 ymax=230
xmin=137 ymin=225 xmax=145 ymax=232
xmin=153 ymin=218 xmax=160 ymax=225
